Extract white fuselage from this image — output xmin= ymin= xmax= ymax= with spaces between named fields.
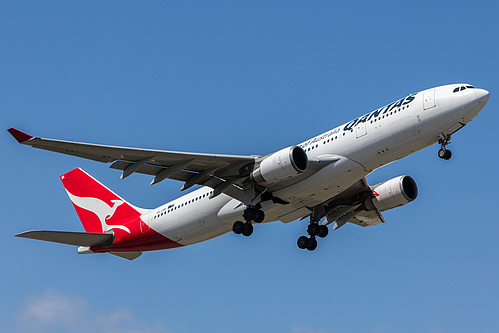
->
xmin=143 ymin=84 xmax=489 ymax=246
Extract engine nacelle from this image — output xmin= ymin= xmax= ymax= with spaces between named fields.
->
xmin=251 ymin=146 xmax=308 ymax=183
xmin=366 ymin=175 xmax=418 ymax=212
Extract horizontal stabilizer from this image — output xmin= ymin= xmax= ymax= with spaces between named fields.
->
xmin=109 ymin=252 xmax=142 ymax=260
xmin=16 ymin=230 xmax=113 ymax=247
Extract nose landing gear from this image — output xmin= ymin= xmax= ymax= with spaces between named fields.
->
xmin=437 ymin=134 xmax=452 ymax=160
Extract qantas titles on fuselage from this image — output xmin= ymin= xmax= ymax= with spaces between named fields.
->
xmin=299 ymin=94 xmax=416 ymax=150
xmin=10 ymin=83 xmax=490 ymax=259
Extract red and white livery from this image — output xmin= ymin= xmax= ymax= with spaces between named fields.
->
xmin=10 ymin=83 xmax=490 ymax=259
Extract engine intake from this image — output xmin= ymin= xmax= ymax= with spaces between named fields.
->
xmin=252 ymin=146 xmax=308 ymax=183
xmin=366 ymin=175 xmax=418 ymax=212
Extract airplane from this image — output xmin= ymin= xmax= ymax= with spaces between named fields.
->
xmin=9 ymin=83 xmax=490 ymax=260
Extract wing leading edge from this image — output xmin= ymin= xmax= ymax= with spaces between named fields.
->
xmin=8 ymin=128 xmax=257 ymax=201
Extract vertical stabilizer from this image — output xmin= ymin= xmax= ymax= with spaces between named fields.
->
xmin=60 ymin=168 xmax=148 ymax=233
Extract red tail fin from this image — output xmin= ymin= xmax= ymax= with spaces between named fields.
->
xmin=60 ymin=168 xmax=147 ymax=234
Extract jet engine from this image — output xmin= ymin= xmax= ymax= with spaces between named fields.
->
xmin=251 ymin=146 xmax=308 ymax=183
xmin=366 ymin=175 xmax=418 ymax=212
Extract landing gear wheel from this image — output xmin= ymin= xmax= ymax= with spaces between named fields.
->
xmin=242 ymin=223 xmax=253 ymax=237
xmin=254 ymin=210 xmax=265 ymax=223
xmin=306 ymin=238 xmax=318 ymax=251
xmin=307 ymin=223 xmax=320 ymax=236
xmin=297 ymin=236 xmax=309 ymax=249
xmin=317 ymin=225 xmax=329 ymax=238
xmin=233 ymin=221 xmax=245 ymax=234
xmin=438 ymin=148 xmax=452 ymax=160
xmin=443 ymin=150 xmax=452 ymax=160
xmin=243 ymin=208 xmax=258 ymax=221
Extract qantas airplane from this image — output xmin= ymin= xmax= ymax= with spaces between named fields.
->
xmin=9 ymin=83 xmax=489 ymax=260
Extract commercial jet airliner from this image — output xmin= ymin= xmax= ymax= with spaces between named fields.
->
xmin=9 ymin=83 xmax=490 ymax=260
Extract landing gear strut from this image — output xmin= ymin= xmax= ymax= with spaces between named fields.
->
xmin=437 ymin=134 xmax=452 ymax=160
xmin=233 ymin=206 xmax=265 ymax=237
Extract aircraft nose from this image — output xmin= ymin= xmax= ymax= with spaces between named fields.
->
xmin=475 ymin=88 xmax=490 ymax=105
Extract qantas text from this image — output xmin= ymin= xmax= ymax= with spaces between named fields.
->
xmin=299 ymin=94 xmax=416 ymax=149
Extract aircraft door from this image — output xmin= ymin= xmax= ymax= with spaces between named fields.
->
xmin=355 ymin=121 xmax=367 ymax=138
xmin=423 ymin=89 xmax=436 ymax=110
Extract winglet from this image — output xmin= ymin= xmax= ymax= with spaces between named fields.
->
xmin=8 ymin=128 xmax=33 ymax=143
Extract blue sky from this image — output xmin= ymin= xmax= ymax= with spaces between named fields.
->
xmin=2 ymin=1 xmax=498 ymax=332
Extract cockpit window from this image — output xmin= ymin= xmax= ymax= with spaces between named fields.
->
xmin=453 ymin=85 xmax=475 ymax=93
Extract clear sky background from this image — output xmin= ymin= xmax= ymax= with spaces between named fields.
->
xmin=2 ymin=1 xmax=498 ymax=332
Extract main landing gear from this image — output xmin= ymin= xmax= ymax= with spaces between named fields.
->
xmin=437 ymin=134 xmax=452 ymax=160
xmin=297 ymin=205 xmax=329 ymax=251
xmin=297 ymin=222 xmax=328 ymax=251
xmin=233 ymin=206 xmax=265 ymax=237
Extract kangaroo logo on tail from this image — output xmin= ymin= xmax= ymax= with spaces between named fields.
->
xmin=65 ymin=191 xmax=131 ymax=233
xmin=61 ymin=168 xmax=147 ymax=234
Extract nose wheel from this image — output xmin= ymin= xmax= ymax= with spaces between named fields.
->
xmin=438 ymin=148 xmax=452 ymax=160
xmin=437 ymin=134 xmax=452 ymax=160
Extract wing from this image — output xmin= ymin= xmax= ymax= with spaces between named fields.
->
xmin=321 ymin=178 xmax=385 ymax=229
xmin=8 ymin=128 xmax=256 ymax=201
